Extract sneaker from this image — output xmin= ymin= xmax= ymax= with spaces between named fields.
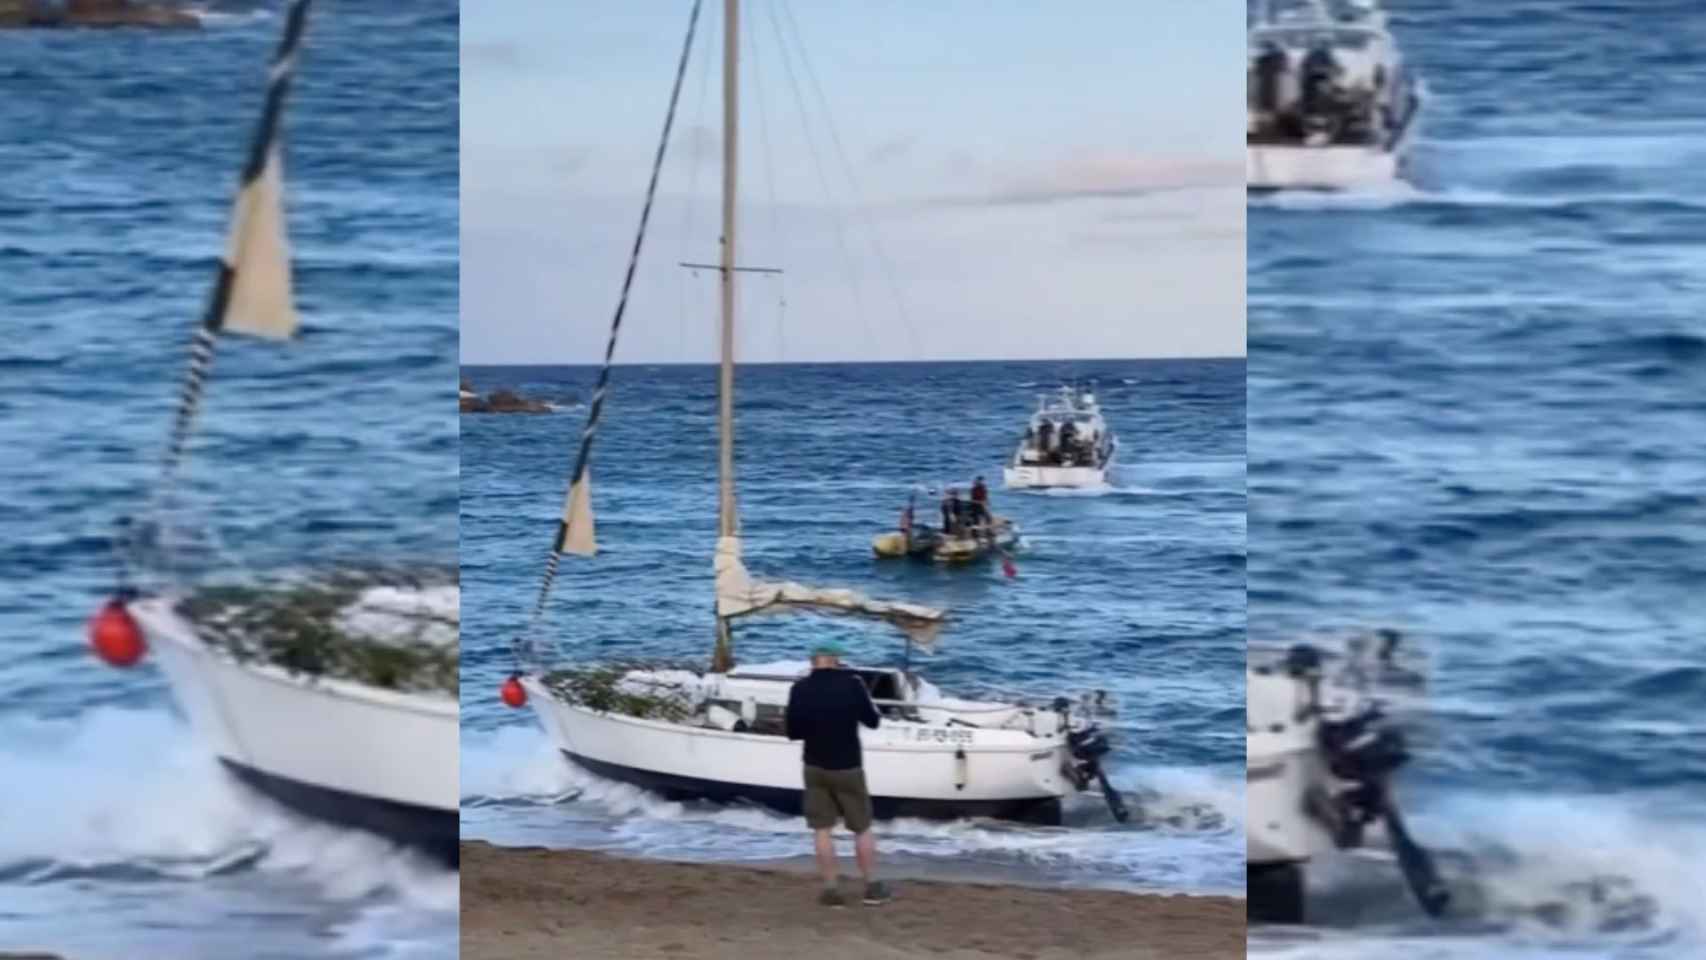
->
xmin=862 ymin=881 xmax=893 ymax=905
xmin=818 ymin=887 xmax=847 ymax=908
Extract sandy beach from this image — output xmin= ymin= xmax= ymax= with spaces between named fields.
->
xmin=461 ymin=841 xmax=1244 ymax=960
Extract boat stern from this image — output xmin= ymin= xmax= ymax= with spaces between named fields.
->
xmin=1247 ymin=144 xmax=1400 ymax=192
xmin=1003 ymin=464 xmax=1107 ymax=489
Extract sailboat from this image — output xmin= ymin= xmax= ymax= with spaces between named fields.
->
xmin=86 ymin=0 xmax=460 ymax=867
xmin=510 ymin=0 xmax=1128 ymax=827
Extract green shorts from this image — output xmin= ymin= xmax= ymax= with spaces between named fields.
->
xmin=802 ymin=764 xmax=873 ymax=833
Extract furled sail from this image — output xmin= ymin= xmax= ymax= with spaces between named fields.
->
xmin=159 ymin=0 xmax=313 ymax=488
xmin=218 ymin=145 xmax=297 ymax=339
xmin=713 ymin=537 xmax=946 ymax=646
xmin=556 ymin=469 xmax=597 ymax=557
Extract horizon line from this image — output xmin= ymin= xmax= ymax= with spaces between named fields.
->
xmin=458 ymin=354 xmax=1247 ymax=368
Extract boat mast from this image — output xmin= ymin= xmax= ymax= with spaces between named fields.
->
xmin=718 ymin=0 xmax=739 ymax=539
xmin=711 ymin=0 xmax=740 ymax=672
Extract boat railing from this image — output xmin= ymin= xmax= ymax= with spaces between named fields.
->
xmin=871 ymin=697 xmax=1026 ymax=714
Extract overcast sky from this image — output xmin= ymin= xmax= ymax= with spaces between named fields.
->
xmin=461 ymin=1 xmax=1245 ymax=364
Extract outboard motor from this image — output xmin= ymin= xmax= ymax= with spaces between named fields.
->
xmin=1298 ymin=45 xmax=1344 ymax=144
xmin=1253 ymin=42 xmax=1288 ymax=117
xmin=1313 ymin=701 xmax=1451 ymax=917
xmin=1313 ymin=703 xmax=1406 ymax=847
xmin=1066 ymin=722 xmax=1130 ymax=823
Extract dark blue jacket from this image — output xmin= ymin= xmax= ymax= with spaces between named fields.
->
xmin=786 ymin=667 xmax=880 ymax=770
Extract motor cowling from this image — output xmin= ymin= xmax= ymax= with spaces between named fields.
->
xmin=1066 ymin=723 xmax=1129 ymax=823
xmin=1319 ymin=707 xmax=1410 ymax=783
xmin=1312 ymin=705 xmax=1411 ymax=848
xmin=1067 ymin=725 xmax=1112 ymax=764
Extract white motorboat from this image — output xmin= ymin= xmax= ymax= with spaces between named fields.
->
xmin=87 ymin=0 xmax=460 ymax=867
xmin=507 ymin=0 xmax=1129 ymax=829
xmin=1247 ymin=0 xmax=1423 ymax=191
xmin=1247 ymin=637 xmax=1448 ymax=923
xmin=1002 ymin=385 xmax=1118 ymax=489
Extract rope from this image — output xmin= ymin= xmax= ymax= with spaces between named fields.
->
xmin=677 ymin=0 xmax=716 ymax=364
xmin=775 ymin=0 xmax=920 ymax=359
xmin=142 ymin=0 xmax=313 ymax=577
xmin=515 ymin=0 xmax=705 ymax=671
xmin=746 ymin=0 xmax=787 ymax=363
xmin=761 ymin=0 xmax=872 ymax=355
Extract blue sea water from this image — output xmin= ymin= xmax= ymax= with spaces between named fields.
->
xmin=458 ymin=359 xmax=1247 ymax=896
xmin=1249 ymin=0 xmax=1706 ymax=956
xmin=0 ymin=2 xmax=458 ymax=958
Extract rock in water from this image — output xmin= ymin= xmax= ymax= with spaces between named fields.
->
xmin=460 ymin=385 xmax=552 ymax=414
xmin=0 ymin=0 xmax=201 ymax=29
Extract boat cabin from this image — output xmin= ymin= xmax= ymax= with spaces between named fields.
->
xmin=1016 ymin=387 xmax=1107 ymax=468
xmin=703 ymin=664 xmax=920 ymax=735
xmin=1247 ymin=0 xmax=1408 ymax=147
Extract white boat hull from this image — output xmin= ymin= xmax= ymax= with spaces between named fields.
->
xmin=1246 ymin=666 xmax=1330 ymax=866
xmin=1248 ymin=96 xmax=1422 ymax=192
xmin=131 ymin=597 xmax=460 ymax=864
xmin=1003 ymin=464 xmax=1108 ymax=489
xmin=1004 ymin=442 xmax=1117 ymax=489
xmin=1247 ymin=744 xmax=1329 ymax=865
xmin=525 ymin=677 xmax=1074 ymax=823
xmin=1248 ymin=143 xmax=1400 ymax=191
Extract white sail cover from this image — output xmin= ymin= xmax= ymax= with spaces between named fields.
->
xmin=713 ymin=536 xmax=945 ymax=645
xmin=221 ymin=146 xmax=298 ymax=339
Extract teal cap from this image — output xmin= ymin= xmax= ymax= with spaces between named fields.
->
xmin=811 ymin=641 xmax=848 ymax=658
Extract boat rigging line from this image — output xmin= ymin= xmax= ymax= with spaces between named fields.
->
xmin=514 ymin=0 xmax=705 ymax=672
xmin=121 ymin=0 xmax=314 ymax=589
xmin=771 ymin=0 xmax=921 ymax=360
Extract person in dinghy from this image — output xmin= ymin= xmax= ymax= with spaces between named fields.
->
xmin=871 ymin=482 xmax=1016 ymax=562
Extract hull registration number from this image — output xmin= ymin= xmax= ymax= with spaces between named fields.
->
xmin=898 ymin=727 xmax=975 ymax=745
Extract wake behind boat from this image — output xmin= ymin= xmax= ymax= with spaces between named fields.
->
xmin=1002 ymin=384 xmax=1117 ymax=489
xmin=1247 ymin=0 xmax=1423 ymax=191
xmin=84 ymin=0 xmax=460 ymax=867
xmin=502 ymin=0 xmax=1129 ymax=832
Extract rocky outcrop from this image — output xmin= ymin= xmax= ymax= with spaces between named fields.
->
xmin=0 ymin=0 xmax=200 ymax=29
xmin=460 ymin=385 xmax=552 ymax=414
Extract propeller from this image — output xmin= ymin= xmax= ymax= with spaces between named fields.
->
xmin=1065 ymin=723 xmax=1130 ymax=824
xmin=1377 ymin=784 xmax=1450 ymax=917
xmin=1316 ymin=696 xmax=1450 ymax=919
xmin=1093 ymin=764 xmax=1130 ymax=823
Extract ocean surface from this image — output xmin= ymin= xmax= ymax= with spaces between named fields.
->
xmin=0 ymin=3 xmax=459 ymax=958
xmin=459 ymin=359 xmax=1247 ymax=896
xmin=1249 ymin=1 xmax=1706 ymax=957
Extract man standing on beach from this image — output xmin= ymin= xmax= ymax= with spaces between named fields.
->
xmin=785 ymin=642 xmax=892 ymax=907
